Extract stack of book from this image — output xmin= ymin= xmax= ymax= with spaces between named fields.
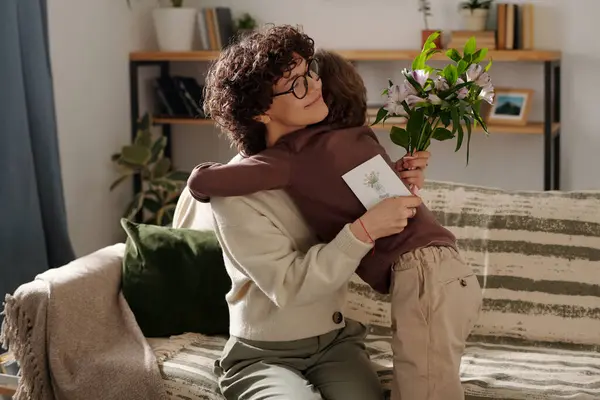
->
xmin=448 ymin=30 xmax=496 ymax=50
xmin=197 ymin=7 xmax=236 ymax=50
xmin=497 ymin=3 xmax=535 ymax=50
xmin=154 ymin=76 xmax=206 ymax=120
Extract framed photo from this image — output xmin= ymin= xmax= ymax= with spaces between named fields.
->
xmin=487 ymin=88 xmax=533 ymax=125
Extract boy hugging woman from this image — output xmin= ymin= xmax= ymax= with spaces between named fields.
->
xmin=187 ymin=25 xmax=481 ymax=400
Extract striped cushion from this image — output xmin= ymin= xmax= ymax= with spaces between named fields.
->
xmin=347 ymin=181 xmax=600 ymax=348
xmin=149 ymin=332 xmax=600 ymax=400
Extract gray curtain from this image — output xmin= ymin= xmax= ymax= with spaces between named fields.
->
xmin=0 ymin=0 xmax=75 ymax=301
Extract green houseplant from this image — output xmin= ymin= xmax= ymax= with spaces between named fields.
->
xmin=459 ymin=0 xmax=493 ymax=31
xmin=111 ymin=114 xmax=189 ymax=226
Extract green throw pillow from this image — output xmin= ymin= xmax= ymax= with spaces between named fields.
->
xmin=120 ymin=218 xmax=230 ymax=338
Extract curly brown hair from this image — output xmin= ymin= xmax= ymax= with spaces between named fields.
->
xmin=203 ymin=25 xmax=314 ymax=156
xmin=314 ymin=49 xmax=367 ymax=129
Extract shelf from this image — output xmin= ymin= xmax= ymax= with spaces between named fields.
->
xmin=130 ymin=49 xmax=561 ymax=63
xmin=152 ymin=117 xmax=560 ymax=135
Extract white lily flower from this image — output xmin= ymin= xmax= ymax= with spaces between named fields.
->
xmin=406 ymin=94 xmax=424 ymax=109
xmin=435 ymin=76 xmax=449 ymax=92
xmin=466 ymin=64 xmax=492 ymax=88
xmin=402 ymin=69 xmax=430 ymax=90
xmin=455 ymin=78 xmax=469 ymax=100
xmin=428 ymin=94 xmax=442 ymax=105
xmin=479 ymin=83 xmax=495 ymax=104
xmin=384 ymin=84 xmax=407 ymax=115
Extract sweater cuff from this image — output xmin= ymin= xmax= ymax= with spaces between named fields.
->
xmin=331 ymin=224 xmax=374 ymax=260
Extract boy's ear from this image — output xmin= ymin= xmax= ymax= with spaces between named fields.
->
xmin=253 ymin=114 xmax=271 ymax=124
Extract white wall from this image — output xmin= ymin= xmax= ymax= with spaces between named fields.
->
xmin=49 ymin=0 xmax=600 ymax=256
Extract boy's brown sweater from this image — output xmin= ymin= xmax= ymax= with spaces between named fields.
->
xmin=188 ymin=124 xmax=456 ymax=294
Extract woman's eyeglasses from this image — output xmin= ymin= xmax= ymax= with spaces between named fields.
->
xmin=273 ymin=59 xmax=320 ymax=100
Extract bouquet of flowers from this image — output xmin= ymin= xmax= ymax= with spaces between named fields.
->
xmin=372 ymin=32 xmax=495 ymax=163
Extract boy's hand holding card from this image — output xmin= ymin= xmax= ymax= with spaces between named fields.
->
xmin=342 ymin=155 xmax=413 ymax=210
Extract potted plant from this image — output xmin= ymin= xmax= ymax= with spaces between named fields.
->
xmin=111 ymin=114 xmax=189 ymax=226
xmin=236 ymin=13 xmax=258 ymax=37
xmin=459 ymin=0 xmax=493 ymax=31
xmin=152 ymin=0 xmax=197 ymax=51
xmin=418 ymin=0 xmax=442 ymax=48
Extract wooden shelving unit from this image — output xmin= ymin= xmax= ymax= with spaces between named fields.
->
xmin=152 ymin=117 xmax=560 ymax=136
xmin=129 ymin=49 xmax=561 ymax=192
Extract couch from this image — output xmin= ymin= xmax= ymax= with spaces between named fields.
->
xmin=2 ymin=180 xmax=600 ymax=399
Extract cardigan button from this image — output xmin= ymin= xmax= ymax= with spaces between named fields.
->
xmin=460 ymin=279 xmax=467 ymax=287
xmin=332 ymin=311 xmax=344 ymax=324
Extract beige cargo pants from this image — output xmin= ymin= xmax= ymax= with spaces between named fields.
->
xmin=390 ymin=246 xmax=482 ymax=400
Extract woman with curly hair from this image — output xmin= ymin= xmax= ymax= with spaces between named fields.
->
xmin=174 ymin=25 xmax=431 ymax=400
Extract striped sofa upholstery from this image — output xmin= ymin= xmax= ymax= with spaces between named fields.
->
xmin=151 ymin=181 xmax=600 ymax=400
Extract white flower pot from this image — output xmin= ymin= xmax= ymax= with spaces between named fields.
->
xmin=460 ymin=8 xmax=489 ymax=31
xmin=153 ymin=7 xmax=197 ymax=51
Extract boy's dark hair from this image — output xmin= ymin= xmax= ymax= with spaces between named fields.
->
xmin=203 ymin=25 xmax=314 ymax=156
xmin=314 ymin=49 xmax=367 ymax=129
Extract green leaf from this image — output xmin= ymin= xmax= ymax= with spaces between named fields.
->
xmin=138 ymin=113 xmax=151 ymax=132
xmin=389 ymin=126 xmax=410 ymax=152
xmin=432 ymin=127 xmax=454 ymax=141
xmin=167 ymin=170 xmax=190 ymax=182
xmin=109 ymin=172 xmax=134 ymax=191
xmin=121 ymin=145 xmax=151 ymax=166
xmin=443 ymin=64 xmax=458 ymax=86
xmin=152 ymin=158 xmax=171 ymax=179
xmin=463 ymin=36 xmax=477 ymax=56
xmin=412 ymin=53 xmax=426 ymax=72
xmin=422 ymin=31 xmax=441 ymax=51
xmin=484 ymin=58 xmax=493 ymax=72
xmin=151 ymin=178 xmax=179 ymax=193
xmin=156 ymin=204 xmax=177 ymax=226
xmin=371 ymin=107 xmax=389 ymax=126
xmin=440 ymin=110 xmax=451 ymax=127
xmin=452 ymin=107 xmax=464 ymax=152
xmin=134 ymin=129 xmax=152 ymax=148
xmin=124 ymin=192 xmax=145 ymax=220
xmin=424 ymin=49 xmax=442 ymax=62
xmin=457 ymin=59 xmax=468 ymax=76
xmin=406 ymin=108 xmax=425 ymax=153
xmin=388 ymin=79 xmax=394 ymax=87
xmin=445 ymin=48 xmax=461 ymax=63
xmin=472 ymin=47 xmax=488 ymax=64
xmin=451 ymin=107 xmax=460 ymax=135
xmin=150 ymin=136 xmax=167 ymax=163
xmin=463 ymin=116 xmax=473 ymax=164
xmin=143 ymin=197 xmax=162 ymax=213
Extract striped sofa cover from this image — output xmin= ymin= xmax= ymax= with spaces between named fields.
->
xmin=150 ymin=181 xmax=600 ymax=400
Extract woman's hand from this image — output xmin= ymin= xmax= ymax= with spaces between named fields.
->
xmin=394 ymin=151 xmax=431 ymax=193
xmin=350 ymin=196 xmax=423 ymax=243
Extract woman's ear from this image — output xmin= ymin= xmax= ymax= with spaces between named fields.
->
xmin=253 ymin=114 xmax=271 ymax=124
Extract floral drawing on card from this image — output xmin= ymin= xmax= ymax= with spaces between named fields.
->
xmin=364 ymin=171 xmax=390 ymax=200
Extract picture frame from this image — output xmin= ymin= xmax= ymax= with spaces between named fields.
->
xmin=486 ymin=88 xmax=533 ymax=126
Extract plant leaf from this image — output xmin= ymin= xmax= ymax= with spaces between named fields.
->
xmin=484 ymin=58 xmax=493 ymax=72
xmin=152 ymin=158 xmax=171 ymax=179
xmin=121 ymin=145 xmax=152 ymax=166
xmin=463 ymin=37 xmax=477 ymax=56
xmin=371 ymin=107 xmax=389 ymax=125
xmin=167 ymin=170 xmax=190 ymax=182
xmin=457 ymin=59 xmax=469 ymax=76
xmin=406 ymin=108 xmax=425 ymax=154
xmin=472 ymin=47 xmax=488 ymax=64
xmin=440 ymin=110 xmax=451 ymax=127
xmin=389 ymin=126 xmax=410 ymax=151
xmin=432 ymin=127 xmax=454 ymax=141
xmin=445 ymin=48 xmax=461 ymax=63
xmin=156 ymin=204 xmax=177 ymax=226
xmin=109 ymin=172 xmax=134 ymax=191
xmin=134 ymin=129 xmax=152 ymax=148
xmin=443 ymin=64 xmax=458 ymax=86
xmin=150 ymin=136 xmax=168 ymax=163
xmin=463 ymin=116 xmax=473 ymax=164
xmin=138 ymin=113 xmax=151 ymax=132
xmin=143 ymin=197 xmax=162 ymax=214
xmin=151 ymin=178 xmax=179 ymax=193
xmin=124 ymin=191 xmax=145 ymax=220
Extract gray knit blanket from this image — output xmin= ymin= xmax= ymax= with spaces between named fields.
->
xmin=0 ymin=243 xmax=166 ymax=400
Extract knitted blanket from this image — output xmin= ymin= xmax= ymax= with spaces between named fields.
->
xmin=0 ymin=244 xmax=166 ymax=400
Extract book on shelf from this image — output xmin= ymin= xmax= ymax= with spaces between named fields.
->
xmin=198 ymin=7 xmax=236 ymax=50
xmin=497 ymin=3 xmax=534 ymax=50
xmin=448 ymin=31 xmax=496 ymax=50
xmin=154 ymin=76 xmax=206 ymax=120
